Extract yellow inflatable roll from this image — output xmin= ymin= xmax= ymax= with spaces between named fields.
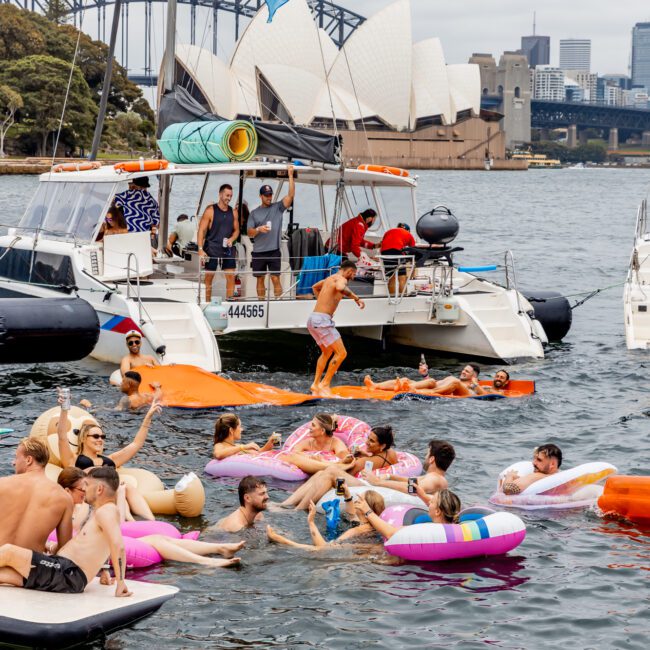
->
xmin=29 ymin=407 xmax=205 ymax=518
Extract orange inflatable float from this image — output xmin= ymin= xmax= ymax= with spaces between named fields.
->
xmin=357 ymin=164 xmax=409 ymax=177
xmin=598 ymin=475 xmax=650 ymax=524
xmin=132 ymin=365 xmax=534 ymax=409
xmin=114 ymin=159 xmax=169 ymax=173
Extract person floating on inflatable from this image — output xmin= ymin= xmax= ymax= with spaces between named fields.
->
xmin=212 ymin=413 xmax=278 ymax=460
xmin=268 ymin=483 xmax=385 ymax=551
xmin=500 ymin=444 xmax=562 ymax=495
xmin=357 ymin=488 xmax=462 ymax=541
xmin=307 ymin=259 xmax=365 ymax=397
xmin=214 ymin=476 xmax=270 ymax=533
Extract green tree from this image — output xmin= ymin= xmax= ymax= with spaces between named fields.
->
xmin=44 ymin=0 xmax=70 ymax=25
xmin=114 ymin=111 xmax=143 ymax=156
xmin=0 ymin=85 xmax=23 ymax=157
xmin=0 ymin=5 xmax=46 ymax=60
xmin=0 ymin=55 xmax=97 ymax=156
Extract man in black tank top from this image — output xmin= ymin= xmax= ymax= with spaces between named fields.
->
xmin=198 ymin=183 xmax=240 ymax=301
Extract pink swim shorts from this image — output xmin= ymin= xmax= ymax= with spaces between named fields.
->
xmin=307 ymin=312 xmax=341 ymax=348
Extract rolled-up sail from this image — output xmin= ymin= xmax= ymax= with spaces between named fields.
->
xmin=158 ymin=120 xmax=258 ymax=163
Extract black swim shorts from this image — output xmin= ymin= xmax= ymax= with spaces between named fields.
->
xmin=23 ymin=551 xmax=88 ymax=594
xmin=251 ymin=249 xmax=282 ymax=277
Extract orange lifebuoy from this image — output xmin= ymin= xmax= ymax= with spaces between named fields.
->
xmin=114 ymin=159 xmax=169 ymax=173
xmin=51 ymin=161 xmax=102 ymax=173
xmin=357 ymin=164 xmax=409 ymax=178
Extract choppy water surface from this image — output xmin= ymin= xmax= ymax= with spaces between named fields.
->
xmin=1 ymin=169 xmax=649 ymax=649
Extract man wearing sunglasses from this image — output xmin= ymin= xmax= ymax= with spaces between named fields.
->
xmin=119 ymin=330 xmax=159 ymax=377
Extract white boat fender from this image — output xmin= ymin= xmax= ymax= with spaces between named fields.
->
xmin=0 ymin=578 xmax=178 ymax=647
xmin=140 ymin=320 xmax=167 ymax=357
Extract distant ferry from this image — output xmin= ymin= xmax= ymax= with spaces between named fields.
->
xmin=510 ymin=152 xmax=562 ymax=169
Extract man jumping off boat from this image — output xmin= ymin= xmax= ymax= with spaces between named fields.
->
xmin=308 ymin=260 xmax=365 ymax=396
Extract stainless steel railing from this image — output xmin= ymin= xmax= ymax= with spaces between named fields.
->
xmin=503 ymin=249 xmax=524 ymax=315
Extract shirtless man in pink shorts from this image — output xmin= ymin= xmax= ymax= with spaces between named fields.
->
xmin=307 ymin=260 xmax=365 ymax=396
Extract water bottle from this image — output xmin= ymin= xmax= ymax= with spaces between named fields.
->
xmin=266 ymin=220 xmax=272 ymax=230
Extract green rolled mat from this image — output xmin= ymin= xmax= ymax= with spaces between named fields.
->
xmin=158 ymin=120 xmax=258 ymax=164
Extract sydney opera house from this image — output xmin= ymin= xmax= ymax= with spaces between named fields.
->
xmin=173 ymin=0 xmax=512 ymax=168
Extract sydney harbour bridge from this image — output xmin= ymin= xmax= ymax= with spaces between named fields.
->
xmin=3 ymin=0 xmax=366 ymax=85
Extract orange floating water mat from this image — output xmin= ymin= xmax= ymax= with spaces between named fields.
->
xmin=598 ymin=475 xmax=650 ymax=523
xmin=134 ymin=366 xmax=535 ymax=409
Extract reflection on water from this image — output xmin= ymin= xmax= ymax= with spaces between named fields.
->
xmin=1 ymin=170 xmax=649 ymax=648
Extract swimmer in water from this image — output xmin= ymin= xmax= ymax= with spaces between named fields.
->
xmin=500 ymin=444 xmax=562 ymax=495
xmin=358 ymin=488 xmax=461 ymax=542
xmin=481 ymin=370 xmax=510 ymax=393
xmin=267 ymin=485 xmax=385 ymax=551
xmin=119 ymin=330 xmax=159 ymax=377
xmin=214 ymin=476 xmax=269 ymax=533
xmin=115 ymin=371 xmax=162 ymax=411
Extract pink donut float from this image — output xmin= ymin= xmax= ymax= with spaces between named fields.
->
xmin=380 ymin=504 xmax=526 ymax=562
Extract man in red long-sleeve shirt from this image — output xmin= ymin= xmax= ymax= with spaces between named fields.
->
xmin=329 ymin=209 xmax=378 ymax=259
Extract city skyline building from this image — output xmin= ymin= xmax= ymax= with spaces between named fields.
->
xmin=631 ymin=23 xmax=650 ymax=92
xmin=521 ymin=34 xmax=550 ymax=68
xmin=559 ymin=39 xmax=591 ymax=72
xmin=533 ymin=66 xmax=565 ymax=101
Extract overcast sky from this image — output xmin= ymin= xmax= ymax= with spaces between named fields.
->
xmin=338 ymin=0 xmax=648 ymax=74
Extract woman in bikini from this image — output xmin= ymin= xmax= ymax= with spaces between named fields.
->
xmin=212 ymin=413 xmax=277 ymax=460
xmin=55 ymin=468 xmax=242 ymax=568
xmin=56 ymin=394 xmax=161 ymax=520
xmin=280 ymin=425 xmax=398 ymax=510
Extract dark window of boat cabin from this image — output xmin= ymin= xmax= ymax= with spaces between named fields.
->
xmin=17 ymin=182 xmax=115 ymax=242
xmin=0 ymin=248 xmax=74 ymax=292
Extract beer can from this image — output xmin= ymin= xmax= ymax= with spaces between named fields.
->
xmin=364 ymin=460 xmax=374 ymax=475
xmin=335 ymin=477 xmax=345 ymax=496
xmin=60 ymin=387 xmax=71 ymax=411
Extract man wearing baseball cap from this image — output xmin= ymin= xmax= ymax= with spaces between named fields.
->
xmin=246 ymin=165 xmax=295 ymax=298
xmin=119 ymin=330 xmax=159 ymax=377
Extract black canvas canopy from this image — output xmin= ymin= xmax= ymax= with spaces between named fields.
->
xmin=158 ymin=86 xmax=342 ymax=166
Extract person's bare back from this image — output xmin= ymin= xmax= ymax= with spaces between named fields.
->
xmin=313 ymin=274 xmax=349 ymax=316
xmin=0 ymin=472 xmax=73 ymax=551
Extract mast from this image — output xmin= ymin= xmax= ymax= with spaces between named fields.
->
xmin=157 ymin=0 xmax=178 ymax=255
xmin=90 ymin=0 xmax=123 ymax=160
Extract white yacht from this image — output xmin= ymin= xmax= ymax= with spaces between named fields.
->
xmin=0 ymin=160 xmax=553 ymax=371
xmin=624 ymin=198 xmax=650 ymax=349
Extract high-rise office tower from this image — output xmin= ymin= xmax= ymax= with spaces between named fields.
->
xmin=631 ymin=23 xmax=650 ymax=91
xmin=559 ymin=39 xmax=591 ymax=72
xmin=521 ymin=35 xmax=550 ymax=68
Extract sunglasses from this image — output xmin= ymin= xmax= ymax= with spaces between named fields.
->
xmin=88 ymin=433 xmax=106 ymax=440
xmin=73 ymin=486 xmax=86 ymax=493
xmin=127 ymin=340 xmax=140 ymax=346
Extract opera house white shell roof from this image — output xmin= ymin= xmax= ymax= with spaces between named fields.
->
xmin=175 ymin=0 xmax=480 ymax=130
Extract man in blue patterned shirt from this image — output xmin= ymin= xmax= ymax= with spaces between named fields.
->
xmin=114 ymin=176 xmax=160 ymax=236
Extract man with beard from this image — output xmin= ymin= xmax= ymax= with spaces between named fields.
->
xmin=500 ymin=444 xmax=562 ymax=495
xmin=215 ymin=476 xmax=269 ymax=532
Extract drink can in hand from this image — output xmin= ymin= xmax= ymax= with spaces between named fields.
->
xmin=408 ymin=477 xmax=418 ymax=494
xmin=223 ymin=237 xmax=230 ymax=248
xmin=335 ymin=477 xmax=345 ymax=496
xmin=272 ymin=432 xmax=281 ymax=448
xmin=266 ymin=220 xmax=272 ymax=230
xmin=60 ymin=387 xmax=71 ymax=411
xmin=364 ymin=460 xmax=374 ymax=475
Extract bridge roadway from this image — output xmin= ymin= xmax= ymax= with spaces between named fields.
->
xmin=531 ymin=100 xmax=650 ymax=132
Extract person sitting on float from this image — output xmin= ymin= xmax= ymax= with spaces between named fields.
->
xmin=96 ymin=203 xmax=128 ymax=241
xmin=500 ymin=444 xmax=562 ymax=495
xmin=56 ymin=468 xmax=242 ymax=568
xmin=483 ymin=370 xmax=510 ymax=394
xmin=56 ymin=391 xmax=161 ymax=520
xmin=212 ymin=413 xmax=278 ymax=460
xmin=268 ymin=482 xmax=386 ymax=551
xmin=362 ymin=439 xmax=455 ymax=496
xmin=357 ymin=487 xmax=462 ymax=542
xmin=280 ymin=425 xmax=398 ymax=510
xmin=278 ymin=413 xmax=352 ymax=476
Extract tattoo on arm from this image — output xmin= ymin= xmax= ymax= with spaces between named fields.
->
xmin=118 ymin=557 xmax=125 ymax=581
xmin=503 ymin=482 xmax=521 ymax=495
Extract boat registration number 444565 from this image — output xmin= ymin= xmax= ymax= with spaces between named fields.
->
xmin=227 ymin=304 xmax=265 ymax=318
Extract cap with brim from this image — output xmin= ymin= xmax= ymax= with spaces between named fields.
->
xmin=259 ymin=184 xmax=273 ymax=196
xmin=131 ymin=177 xmax=150 ymax=188
xmin=125 ymin=330 xmax=141 ymax=341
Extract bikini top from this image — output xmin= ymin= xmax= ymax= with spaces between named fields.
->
xmin=75 ymin=454 xmax=116 ymax=470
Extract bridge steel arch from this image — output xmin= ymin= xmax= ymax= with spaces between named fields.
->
xmin=3 ymin=0 xmax=366 ymax=82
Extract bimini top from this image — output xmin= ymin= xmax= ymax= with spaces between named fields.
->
xmin=38 ymin=161 xmax=417 ymax=188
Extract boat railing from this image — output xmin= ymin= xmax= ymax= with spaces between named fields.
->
xmin=503 ymin=250 xmax=524 ymax=315
xmin=634 ymin=199 xmax=648 ymax=242
xmin=125 ymin=252 xmax=144 ymax=323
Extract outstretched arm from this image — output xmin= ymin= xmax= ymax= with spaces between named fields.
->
xmin=56 ymin=394 xmax=76 ymax=468
xmin=282 ymin=165 xmax=295 ymax=209
xmin=96 ymin=505 xmax=132 ymax=598
xmin=109 ymin=400 xmax=161 ymax=467
xmin=306 ymin=501 xmax=328 ymax=547
xmin=354 ymin=496 xmax=399 ymax=540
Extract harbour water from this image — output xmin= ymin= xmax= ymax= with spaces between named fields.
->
xmin=1 ymin=169 xmax=649 ymax=648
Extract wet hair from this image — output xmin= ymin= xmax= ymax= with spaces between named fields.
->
xmin=214 ymin=413 xmax=240 ymax=444
xmin=77 ymin=422 xmax=103 ymax=457
xmin=313 ymin=413 xmax=335 ymax=437
xmin=435 ymin=489 xmax=461 ymax=523
xmin=57 ymin=467 xmax=85 ymax=490
xmin=340 ymin=260 xmax=357 ymax=272
xmin=364 ymin=490 xmax=385 ymax=516
xmin=124 ymin=371 xmax=141 ymax=384
xmin=361 ymin=209 xmax=377 ymax=221
xmin=177 ymin=214 xmax=189 ymax=222
xmin=87 ymin=466 xmax=120 ymax=493
xmin=370 ymin=425 xmax=394 ymax=450
xmin=535 ymin=443 xmax=563 ymax=468
xmin=107 ymin=203 xmax=127 ymax=230
xmin=18 ymin=437 xmax=49 ymax=466
xmin=219 ymin=183 xmax=233 ymax=194
xmin=238 ymin=475 xmax=266 ymax=506
xmin=469 ymin=363 xmax=480 ymax=376
xmin=427 ymin=440 xmax=456 ymax=472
